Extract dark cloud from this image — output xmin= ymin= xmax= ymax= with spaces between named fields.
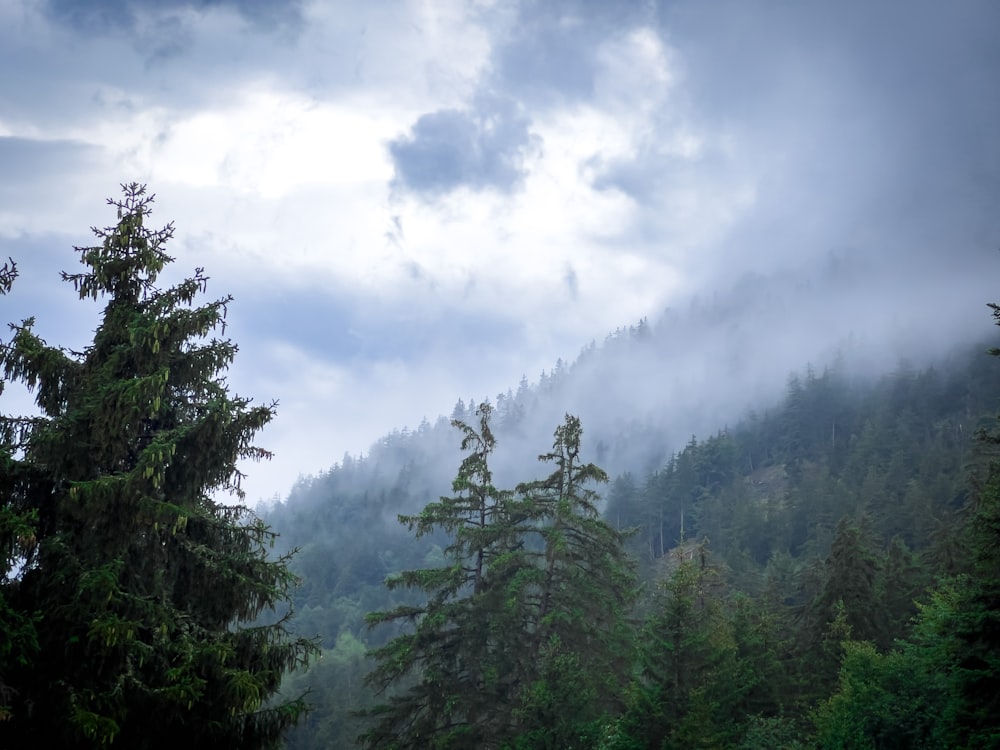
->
xmin=590 ymin=147 xmax=709 ymax=206
xmin=44 ymin=0 xmax=303 ymax=33
xmin=44 ymin=0 xmax=141 ymax=31
xmin=388 ymin=98 xmax=538 ymax=196
xmin=563 ymin=265 xmax=579 ymax=300
xmin=226 ymin=278 xmax=524 ymax=366
xmin=0 ymin=3 xmax=307 ymax=129
xmin=579 ymin=0 xmax=1000 ymax=282
xmin=0 ymin=137 xmax=99 ymax=178
xmin=494 ymin=0 xmax=651 ymax=103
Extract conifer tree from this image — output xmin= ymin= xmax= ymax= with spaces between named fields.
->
xmin=0 ymin=184 xmax=315 ymax=748
xmin=511 ymin=415 xmax=637 ymax=747
xmin=621 ymin=546 xmax=741 ymax=750
xmin=810 ymin=516 xmax=883 ymax=645
xmin=363 ymin=411 xmax=636 ymax=749
xmin=0 ymin=256 xmax=41 ymax=722
xmin=362 ymin=402 xmax=528 ymax=749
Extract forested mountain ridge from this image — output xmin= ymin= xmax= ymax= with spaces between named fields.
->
xmin=265 ymin=301 xmax=1000 ymax=747
xmin=3 ymin=187 xmax=996 ymax=748
xmin=267 ymin=252 xmax=990 ymax=528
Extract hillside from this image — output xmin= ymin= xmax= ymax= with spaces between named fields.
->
xmin=264 ymin=308 xmax=1000 ymax=748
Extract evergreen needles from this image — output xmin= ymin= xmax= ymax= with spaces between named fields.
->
xmin=0 ymin=184 xmax=317 ymax=748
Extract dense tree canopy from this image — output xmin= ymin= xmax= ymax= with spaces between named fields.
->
xmin=264 ymin=307 xmax=1000 ymax=748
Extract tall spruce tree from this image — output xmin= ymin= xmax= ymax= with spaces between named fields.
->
xmin=362 ymin=410 xmax=636 ymax=749
xmin=510 ymin=415 xmax=637 ymax=748
xmin=362 ymin=402 xmax=528 ymax=749
xmin=0 ymin=256 xmax=41 ymax=722
xmin=619 ymin=547 xmax=742 ymax=750
xmin=0 ymin=184 xmax=316 ymax=748
xmin=810 ymin=516 xmax=883 ymax=645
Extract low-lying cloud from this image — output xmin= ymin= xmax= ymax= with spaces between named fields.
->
xmin=2 ymin=0 xmax=999 ymax=502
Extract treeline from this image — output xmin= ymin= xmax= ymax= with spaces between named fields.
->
xmin=268 ymin=333 xmax=1000 ymax=748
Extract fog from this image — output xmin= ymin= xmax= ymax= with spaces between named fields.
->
xmin=1 ymin=0 xmax=998 ymax=502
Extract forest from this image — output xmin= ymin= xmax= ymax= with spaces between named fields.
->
xmin=265 ymin=319 xmax=1000 ymax=748
xmin=2 ymin=187 xmax=1000 ymax=749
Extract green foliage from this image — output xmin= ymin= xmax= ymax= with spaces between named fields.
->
xmin=622 ymin=548 xmax=745 ymax=749
xmin=360 ymin=407 xmax=636 ymax=749
xmin=360 ymin=403 xmax=531 ymax=749
xmin=814 ymin=639 xmax=952 ymax=750
xmin=807 ymin=516 xmax=883 ymax=650
xmin=512 ymin=414 xmax=638 ymax=743
xmin=0 ymin=185 xmax=316 ymax=748
xmin=738 ymin=715 xmax=808 ymax=750
xmin=0 ymin=256 xmax=42 ymax=723
xmin=280 ymin=632 xmax=371 ymax=750
xmin=262 ymin=287 xmax=1000 ymax=748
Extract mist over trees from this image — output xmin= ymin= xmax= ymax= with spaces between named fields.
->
xmin=3 ymin=184 xmax=1000 ymax=749
xmin=359 ymin=407 xmax=635 ymax=748
xmin=266 ymin=302 xmax=1000 ymax=748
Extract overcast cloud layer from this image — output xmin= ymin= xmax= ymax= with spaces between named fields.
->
xmin=2 ymin=0 xmax=999 ymax=502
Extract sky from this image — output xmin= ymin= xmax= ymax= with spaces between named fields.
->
xmin=2 ymin=0 xmax=999 ymax=503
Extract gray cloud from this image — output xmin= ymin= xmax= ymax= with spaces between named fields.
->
xmin=44 ymin=0 xmax=303 ymax=33
xmin=494 ymin=0 xmax=652 ymax=103
xmin=389 ymin=98 xmax=538 ymax=196
xmin=5 ymin=0 xmax=1000 ymax=502
xmin=0 ymin=138 xmax=110 ymax=237
xmin=576 ymin=0 xmax=1000 ymax=284
xmin=220 ymin=270 xmax=525 ymax=366
xmin=0 ymin=137 xmax=98 ymax=179
xmin=563 ymin=264 xmax=579 ymax=301
xmin=0 ymin=6 xmax=299 ymax=130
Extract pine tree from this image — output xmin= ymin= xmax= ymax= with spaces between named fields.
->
xmin=361 ymin=402 xmax=528 ymax=749
xmin=0 ymin=184 xmax=316 ymax=748
xmin=0 ymin=256 xmax=42 ymax=722
xmin=621 ymin=545 xmax=745 ymax=750
xmin=511 ymin=415 xmax=637 ymax=748
xmin=362 ymin=411 xmax=637 ymax=749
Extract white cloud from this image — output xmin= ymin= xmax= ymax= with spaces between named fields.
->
xmin=300 ymin=0 xmax=498 ymax=107
xmin=593 ymin=26 xmax=676 ymax=116
xmin=231 ymin=335 xmax=520 ymax=501
xmin=147 ymin=89 xmax=397 ymax=196
xmin=2 ymin=0 xmax=998 ymax=504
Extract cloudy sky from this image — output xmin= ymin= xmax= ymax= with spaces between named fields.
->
xmin=2 ymin=0 xmax=999 ymax=502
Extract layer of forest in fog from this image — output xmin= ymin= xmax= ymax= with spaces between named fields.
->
xmin=3 ymin=184 xmax=1000 ymax=750
xmin=3 ymin=1 xmax=1000 ymax=746
xmin=264 ymin=306 xmax=1000 ymax=749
